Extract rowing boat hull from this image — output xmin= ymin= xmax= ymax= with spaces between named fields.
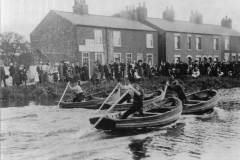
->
xmin=59 ymin=98 xmax=104 ymax=109
xmin=90 ymin=97 xmax=182 ymax=131
xmin=60 ymin=90 xmax=163 ymax=110
xmin=183 ymin=89 xmax=219 ymax=114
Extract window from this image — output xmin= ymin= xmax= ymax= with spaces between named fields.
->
xmin=113 ymin=53 xmax=121 ymax=62
xmin=187 ymin=55 xmax=192 ymax=64
xmin=224 ymin=53 xmax=230 ymax=62
xmin=94 ymin=29 xmax=103 ymax=44
xmin=126 ymin=53 xmax=132 ymax=63
xmin=174 ymin=34 xmax=181 ymax=49
xmin=208 ymin=56 xmax=213 ymax=63
xmin=224 ymin=37 xmax=230 ymax=50
xmin=146 ymin=34 xmax=153 ymax=48
xmin=95 ymin=52 xmax=104 ymax=64
xmin=174 ymin=55 xmax=181 ymax=63
xmin=147 ymin=53 xmax=153 ymax=66
xmin=196 ymin=55 xmax=202 ymax=62
xmin=113 ymin=31 xmax=121 ymax=47
xmin=232 ymin=53 xmax=236 ymax=61
xmin=196 ymin=36 xmax=202 ymax=50
xmin=213 ymin=55 xmax=219 ymax=62
xmin=213 ymin=37 xmax=219 ymax=50
xmin=187 ymin=35 xmax=192 ymax=50
xmin=238 ymin=53 xmax=240 ymax=61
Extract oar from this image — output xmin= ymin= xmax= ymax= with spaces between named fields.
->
xmin=93 ymin=89 xmax=130 ymax=128
xmin=186 ymin=88 xmax=211 ymax=96
xmin=58 ymin=82 xmax=70 ymax=107
xmin=96 ymin=83 xmax=120 ymax=112
xmin=161 ymin=80 xmax=169 ymax=99
xmin=77 ymin=89 xmax=130 ymax=138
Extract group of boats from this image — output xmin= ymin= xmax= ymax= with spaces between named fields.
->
xmin=59 ymin=83 xmax=219 ymax=131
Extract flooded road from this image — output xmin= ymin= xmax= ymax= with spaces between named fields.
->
xmin=1 ymin=88 xmax=240 ymax=160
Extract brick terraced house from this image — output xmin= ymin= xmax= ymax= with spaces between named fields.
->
xmin=142 ymin=8 xmax=240 ymax=63
xmin=30 ymin=0 xmax=158 ymax=77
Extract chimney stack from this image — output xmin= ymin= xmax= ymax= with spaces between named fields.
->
xmin=73 ymin=0 xmax=88 ymax=15
xmin=163 ymin=6 xmax=175 ymax=21
xmin=221 ymin=16 xmax=232 ymax=28
xmin=189 ymin=10 xmax=203 ymax=24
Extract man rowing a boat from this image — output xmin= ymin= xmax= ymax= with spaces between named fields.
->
xmin=69 ymin=76 xmax=85 ymax=102
xmin=120 ymin=79 xmax=144 ymax=119
xmin=167 ymin=77 xmax=187 ymax=103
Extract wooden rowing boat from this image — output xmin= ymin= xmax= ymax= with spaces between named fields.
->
xmin=59 ymin=96 xmax=105 ymax=109
xmin=59 ymin=90 xmax=163 ymax=109
xmin=89 ymin=97 xmax=182 ymax=131
xmin=183 ymin=89 xmax=219 ymax=114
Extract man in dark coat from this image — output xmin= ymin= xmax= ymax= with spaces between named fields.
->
xmin=121 ymin=79 xmax=144 ymax=119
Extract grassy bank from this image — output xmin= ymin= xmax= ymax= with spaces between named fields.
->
xmin=1 ymin=76 xmax=240 ymax=107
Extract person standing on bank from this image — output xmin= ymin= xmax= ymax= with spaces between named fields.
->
xmin=69 ymin=76 xmax=85 ymax=102
xmin=121 ymin=79 xmax=144 ymax=119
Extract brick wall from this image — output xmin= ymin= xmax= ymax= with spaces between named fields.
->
xmin=30 ymin=11 xmax=77 ymax=63
xmin=75 ymin=26 xmax=158 ymax=76
xmin=111 ymin=29 xmax=158 ymax=65
xmin=165 ymin=32 xmax=222 ymax=62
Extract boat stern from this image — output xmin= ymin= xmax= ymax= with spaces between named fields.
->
xmin=89 ymin=117 xmax=116 ymax=130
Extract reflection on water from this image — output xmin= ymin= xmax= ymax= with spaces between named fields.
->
xmin=1 ymin=88 xmax=240 ymax=160
xmin=129 ymin=137 xmax=151 ymax=160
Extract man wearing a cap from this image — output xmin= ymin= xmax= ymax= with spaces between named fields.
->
xmin=120 ymin=79 xmax=144 ymax=119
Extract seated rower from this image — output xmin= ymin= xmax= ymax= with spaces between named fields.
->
xmin=69 ymin=77 xmax=85 ymax=102
xmin=121 ymin=79 xmax=144 ymax=119
xmin=167 ymin=78 xmax=187 ymax=104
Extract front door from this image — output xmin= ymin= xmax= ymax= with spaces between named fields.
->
xmin=82 ymin=52 xmax=90 ymax=78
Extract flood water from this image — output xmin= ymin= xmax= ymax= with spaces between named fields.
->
xmin=1 ymin=88 xmax=240 ymax=160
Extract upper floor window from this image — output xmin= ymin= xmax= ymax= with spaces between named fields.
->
xmin=187 ymin=35 xmax=192 ymax=50
xmin=196 ymin=36 xmax=202 ymax=50
xmin=94 ymin=29 xmax=103 ymax=44
xmin=146 ymin=33 xmax=153 ymax=48
xmin=224 ymin=37 xmax=230 ymax=50
xmin=174 ymin=34 xmax=181 ymax=49
xmin=113 ymin=31 xmax=121 ymax=47
xmin=213 ymin=37 xmax=220 ymax=50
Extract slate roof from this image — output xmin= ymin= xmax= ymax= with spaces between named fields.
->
xmin=53 ymin=10 xmax=155 ymax=31
xmin=147 ymin=17 xmax=240 ymax=36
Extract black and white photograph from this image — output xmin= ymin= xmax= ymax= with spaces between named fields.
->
xmin=1 ymin=0 xmax=240 ymax=159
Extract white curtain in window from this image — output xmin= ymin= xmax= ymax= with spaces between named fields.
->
xmin=146 ymin=34 xmax=153 ymax=48
xmin=94 ymin=29 xmax=103 ymax=44
xmin=113 ymin=31 xmax=121 ymax=47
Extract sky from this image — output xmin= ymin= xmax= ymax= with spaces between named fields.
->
xmin=1 ymin=0 xmax=240 ymax=41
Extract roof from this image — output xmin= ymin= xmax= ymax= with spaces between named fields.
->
xmin=52 ymin=10 xmax=155 ymax=31
xmin=146 ymin=17 xmax=240 ymax=36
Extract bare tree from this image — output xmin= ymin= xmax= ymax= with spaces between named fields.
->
xmin=0 ymin=32 xmax=27 ymax=63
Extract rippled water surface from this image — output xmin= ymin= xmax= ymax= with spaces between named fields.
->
xmin=1 ymin=88 xmax=240 ymax=160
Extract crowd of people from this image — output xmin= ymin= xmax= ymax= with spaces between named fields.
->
xmin=1 ymin=58 xmax=240 ymax=87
